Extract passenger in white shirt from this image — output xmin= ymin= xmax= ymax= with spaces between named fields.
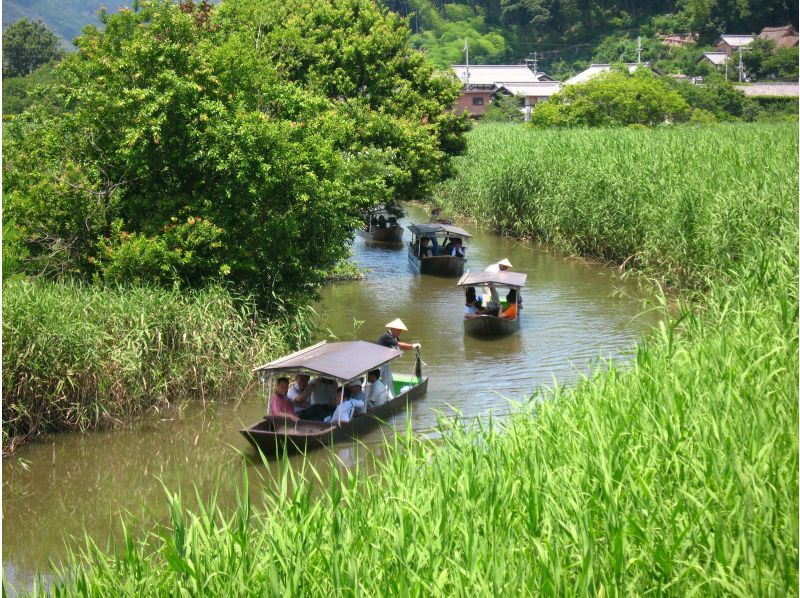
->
xmin=287 ymin=374 xmax=313 ymax=414
xmin=326 ymin=380 xmax=366 ymax=424
xmin=364 ymin=369 xmax=392 ymax=409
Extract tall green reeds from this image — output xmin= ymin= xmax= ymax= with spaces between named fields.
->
xmin=2 ymin=281 xmax=314 ymax=452
xmin=434 ymin=122 xmax=798 ymax=289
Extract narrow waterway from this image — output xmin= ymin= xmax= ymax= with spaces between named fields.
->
xmin=2 ymin=203 xmax=660 ymax=593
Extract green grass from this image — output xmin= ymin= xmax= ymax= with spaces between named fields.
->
xmin=434 ymin=122 xmax=798 ymax=289
xmin=2 ymin=280 xmax=315 ymax=453
xmin=14 ymin=122 xmax=798 ymax=595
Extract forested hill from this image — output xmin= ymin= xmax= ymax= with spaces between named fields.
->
xmin=4 ymin=0 xmax=798 ymax=63
xmin=2 ymin=0 xmax=131 ymax=46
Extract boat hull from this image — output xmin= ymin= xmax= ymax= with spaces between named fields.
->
xmin=463 ymin=315 xmax=520 ymax=337
xmin=408 ymin=251 xmax=466 ymax=277
xmin=356 ymin=225 xmax=404 ymax=244
xmin=240 ymin=377 xmax=429 ymax=455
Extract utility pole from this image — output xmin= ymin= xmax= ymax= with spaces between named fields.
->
xmin=737 ymin=45 xmax=744 ymax=82
xmin=636 ymin=36 xmax=642 ymax=64
xmin=724 ymin=55 xmax=729 ymax=81
xmin=524 ymin=52 xmax=539 ymax=75
xmin=463 ymin=37 xmax=470 ymax=86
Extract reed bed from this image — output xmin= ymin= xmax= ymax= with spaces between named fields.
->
xmin=434 ymin=122 xmax=798 ymax=289
xmin=27 ymin=242 xmax=798 ymax=595
xmin=2 ymin=281 xmax=314 ymax=452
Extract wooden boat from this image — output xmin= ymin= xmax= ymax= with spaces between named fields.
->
xmin=355 ymin=207 xmax=404 ymax=244
xmin=408 ymin=223 xmax=472 ymax=277
xmin=240 ymin=341 xmax=428 ymax=455
xmin=457 ymin=270 xmax=527 ymax=338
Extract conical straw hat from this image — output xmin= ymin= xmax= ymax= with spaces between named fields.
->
xmin=498 ymin=258 xmax=513 ymax=267
xmin=385 ymin=318 xmax=408 ymax=331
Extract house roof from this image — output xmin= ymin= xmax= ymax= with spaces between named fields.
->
xmin=718 ymin=35 xmax=756 ymax=48
xmin=564 ymin=63 xmax=657 ymax=85
xmin=736 ymin=82 xmax=799 ymax=97
xmin=451 ymin=64 xmax=544 ymax=85
xmin=496 ymin=82 xmax=562 ymax=97
xmin=701 ymin=52 xmax=729 ymax=65
xmin=759 ymin=25 xmax=799 ymax=48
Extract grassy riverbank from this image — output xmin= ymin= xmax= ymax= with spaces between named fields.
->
xmin=20 ymin=122 xmax=798 ymax=594
xmin=434 ymin=122 xmax=798 ymax=289
xmin=2 ymin=281 xmax=313 ymax=453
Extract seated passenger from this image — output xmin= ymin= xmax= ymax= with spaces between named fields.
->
xmin=326 ymin=379 xmax=366 ymax=424
xmin=298 ymin=377 xmax=337 ymax=421
xmin=419 ymin=237 xmax=433 ymax=257
xmin=287 ymin=373 xmax=313 ymax=415
xmin=464 ymin=287 xmax=486 ymax=319
xmin=377 ymin=214 xmax=387 ymax=229
xmin=387 ymin=216 xmax=398 ymax=227
xmin=365 ymin=369 xmax=392 ymax=409
xmin=449 ymin=238 xmax=465 ymax=258
xmin=268 ymin=377 xmax=298 ymax=419
xmin=499 ymin=289 xmax=519 ymax=319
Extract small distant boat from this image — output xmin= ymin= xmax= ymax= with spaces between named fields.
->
xmin=355 ymin=207 xmax=404 ymax=244
xmin=457 ymin=270 xmax=527 ymax=337
xmin=240 ymin=341 xmax=428 ymax=455
xmin=408 ymin=223 xmax=472 ymax=277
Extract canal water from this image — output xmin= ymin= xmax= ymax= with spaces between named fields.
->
xmin=2 ymin=203 xmax=660 ymax=593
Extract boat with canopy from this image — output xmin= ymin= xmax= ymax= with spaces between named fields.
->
xmin=355 ymin=206 xmax=404 ymax=244
xmin=240 ymin=341 xmax=428 ymax=454
xmin=407 ymin=223 xmax=472 ymax=277
xmin=457 ymin=270 xmax=527 ymax=337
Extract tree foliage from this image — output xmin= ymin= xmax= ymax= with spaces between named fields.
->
xmin=3 ymin=0 xmax=468 ymax=309
xmin=743 ymin=37 xmax=799 ymax=81
xmin=530 ymin=70 xmax=691 ymax=127
xmin=2 ymin=18 xmax=63 ymax=77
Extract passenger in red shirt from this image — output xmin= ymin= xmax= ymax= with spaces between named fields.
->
xmin=269 ymin=377 xmax=298 ymax=419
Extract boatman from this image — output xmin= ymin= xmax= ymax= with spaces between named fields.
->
xmin=483 ymin=258 xmax=512 ymax=310
xmin=376 ymin=319 xmax=420 ymax=396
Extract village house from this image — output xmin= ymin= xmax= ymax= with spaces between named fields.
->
xmin=699 ymin=51 xmax=730 ymax=68
xmin=451 ymin=64 xmax=561 ymax=117
xmin=758 ymin=24 xmax=798 ymax=48
xmin=563 ymin=63 xmax=659 ymax=85
xmin=716 ymin=34 xmax=756 ymax=55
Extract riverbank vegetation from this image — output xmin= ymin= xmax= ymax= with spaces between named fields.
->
xmin=434 ymin=122 xmax=797 ymax=288
xmin=2 ymin=280 xmax=315 ymax=454
xmin=25 ymin=121 xmax=797 ymax=594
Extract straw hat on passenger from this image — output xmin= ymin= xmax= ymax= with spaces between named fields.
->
xmin=498 ymin=258 xmax=513 ymax=268
xmin=385 ymin=318 xmax=408 ymax=331
xmin=346 ymin=378 xmax=363 ymax=387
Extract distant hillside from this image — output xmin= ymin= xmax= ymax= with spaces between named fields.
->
xmin=3 ymin=0 xmax=132 ymax=46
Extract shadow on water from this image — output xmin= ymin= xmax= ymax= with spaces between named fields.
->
xmin=2 ymin=202 xmax=661 ymax=594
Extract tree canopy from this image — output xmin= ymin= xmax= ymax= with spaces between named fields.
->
xmin=3 ymin=18 xmax=63 ymax=77
xmin=3 ymin=0 xmax=468 ymax=309
xmin=530 ymin=70 xmax=691 ymax=127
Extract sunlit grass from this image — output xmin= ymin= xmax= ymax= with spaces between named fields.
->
xmin=2 ymin=281 xmax=315 ymax=452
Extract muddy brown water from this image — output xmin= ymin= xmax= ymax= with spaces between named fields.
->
xmin=2 ymin=203 xmax=661 ymax=593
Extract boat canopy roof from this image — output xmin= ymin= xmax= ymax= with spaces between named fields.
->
xmin=252 ymin=341 xmax=401 ymax=381
xmin=408 ymin=223 xmax=472 ymax=238
xmin=457 ymin=270 xmax=527 ymax=288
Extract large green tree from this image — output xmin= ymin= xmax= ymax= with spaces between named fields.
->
xmin=2 ymin=18 xmax=63 ymax=77
xmin=4 ymin=0 xmax=467 ymax=308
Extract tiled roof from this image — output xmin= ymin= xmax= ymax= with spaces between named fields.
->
xmin=737 ymin=82 xmax=799 ymax=97
xmin=701 ymin=52 xmax=729 ymax=65
xmin=451 ymin=64 xmax=542 ymax=85
xmin=718 ymin=35 xmax=756 ymax=47
xmin=497 ymin=82 xmax=562 ymax=97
